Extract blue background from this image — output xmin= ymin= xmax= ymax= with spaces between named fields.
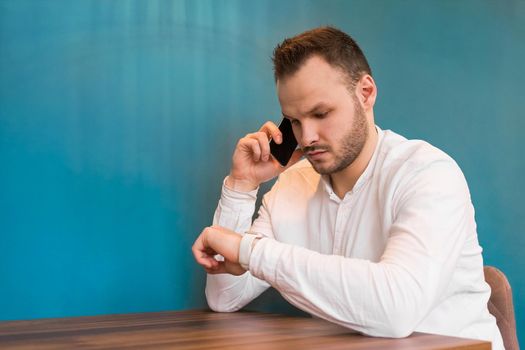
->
xmin=0 ymin=0 xmax=523 ymax=345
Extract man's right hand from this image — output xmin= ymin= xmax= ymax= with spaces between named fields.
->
xmin=226 ymin=121 xmax=303 ymax=192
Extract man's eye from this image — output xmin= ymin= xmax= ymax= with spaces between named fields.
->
xmin=291 ymin=119 xmax=300 ymax=126
xmin=314 ymin=112 xmax=328 ymax=118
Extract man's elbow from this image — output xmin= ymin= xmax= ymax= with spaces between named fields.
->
xmin=361 ymin=324 xmax=415 ymax=338
xmin=360 ymin=312 xmax=419 ymax=338
xmin=205 ymin=288 xmax=243 ymax=313
xmin=206 ymin=299 xmax=241 ymax=313
xmin=378 ymin=323 xmax=416 ymax=338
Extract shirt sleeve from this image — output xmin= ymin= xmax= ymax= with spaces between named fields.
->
xmin=204 ymin=177 xmax=274 ymax=312
xmin=248 ymin=160 xmax=473 ymax=337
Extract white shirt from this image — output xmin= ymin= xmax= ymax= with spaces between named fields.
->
xmin=206 ymin=126 xmax=503 ymax=349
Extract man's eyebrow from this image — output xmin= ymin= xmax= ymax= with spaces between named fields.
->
xmin=306 ymin=102 xmax=329 ymax=114
xmin=282 ymin=102 xmax=329 ymax=119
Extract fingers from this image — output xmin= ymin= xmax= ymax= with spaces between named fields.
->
xmin=241 ymin=120 xmax=283 ymax=162
xmin=242 ymin=131 xmax=271 ymax=162
xmin=193 ymin=226 xmax=247 ymax=276
xmin=205 ymin=262 xmax=228 ymax=274
xmin=205 ymin=261 xmax=247 ymax=276
xmin=260 ymin=121 xmax=282 ymax=144
xmin=240 ymin=138 xmax=260 ymax=162
xmin=191 ymin=232 xmax=219 ymax=270
xmin=235 ymin=121 xmax=283 ymax=164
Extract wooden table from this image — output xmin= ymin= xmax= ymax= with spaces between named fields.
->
xmin=0 ymin=310 xmax=491 ymax=349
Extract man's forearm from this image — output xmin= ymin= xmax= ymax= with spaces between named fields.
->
xmin=247 ymin=238 xmax=432 ymax=338
xmin=204 ymin=178 xmax=270 ymax=312
xmin=213 ymin=177 xmax=258 ymax=230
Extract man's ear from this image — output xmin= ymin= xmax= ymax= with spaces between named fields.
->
xmin=356 ymin=75 xmax=377 ymax=111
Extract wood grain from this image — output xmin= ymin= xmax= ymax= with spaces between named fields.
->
xmin=0 ymin=310 xmax=491 ymax=349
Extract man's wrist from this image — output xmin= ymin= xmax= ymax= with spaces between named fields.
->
xmin=225 ymin=175 xmax=259 ymax=192
xmin=205 ymin=226 xmax=243 ymax=263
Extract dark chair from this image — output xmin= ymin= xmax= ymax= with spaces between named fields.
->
xmin=484 ymin=266 xmax=520 ymax=350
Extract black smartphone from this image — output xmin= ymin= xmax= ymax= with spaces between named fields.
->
xmin=269 ymin=118 xmax=298 ymax=167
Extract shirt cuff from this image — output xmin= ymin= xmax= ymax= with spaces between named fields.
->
xmin=220 ymin=176 xmax=259 ymax=209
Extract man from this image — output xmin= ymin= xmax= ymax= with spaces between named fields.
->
xmin=191 ymin=26 xmax=503 ymax=348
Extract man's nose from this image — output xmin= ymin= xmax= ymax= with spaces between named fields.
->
xmin=299 ymin=120 xmax=319 ymax=147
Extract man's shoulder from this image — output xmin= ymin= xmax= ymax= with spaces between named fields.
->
xmin=276 ymin=159 xmax=320 ymax=190
xmin=376 ymin=129 xmax=467 ymax=193
xmin=379 ymin=129 xmax=457 ymax=172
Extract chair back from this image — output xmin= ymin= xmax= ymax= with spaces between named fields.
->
xmin=484 ymin=265 xmax=520 ymax=350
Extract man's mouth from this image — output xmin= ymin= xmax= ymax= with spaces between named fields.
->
xmin=305 ymin=149 xmax=328 ymax=160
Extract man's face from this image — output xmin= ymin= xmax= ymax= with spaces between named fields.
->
xmin=277 ymin=56 xmax=369 ymax=175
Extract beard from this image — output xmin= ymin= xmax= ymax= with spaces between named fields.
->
xmin=304 ymin=102 xmax=369 ymax=175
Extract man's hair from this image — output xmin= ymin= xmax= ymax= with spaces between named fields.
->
xmin=272 ymin=26 xmax=372 ymax=90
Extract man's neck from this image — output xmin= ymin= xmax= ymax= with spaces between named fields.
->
xmin=329 ymin=124 xmax=378 ymax=199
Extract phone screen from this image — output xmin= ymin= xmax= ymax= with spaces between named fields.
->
xmin=269 ymin=118 xmax=298 ymax=166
